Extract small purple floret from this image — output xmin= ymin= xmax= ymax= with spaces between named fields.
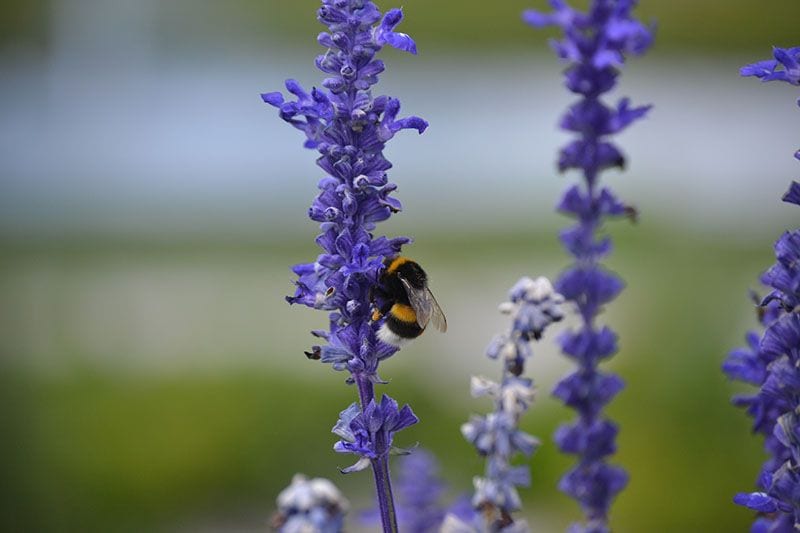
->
xmin=783 ymin=182 xmax=800 ymax=206
xmin=374 ymin=9 xmax=418 ymax=55
xmin=741 ymin=47 xmax=800 ymax=86
xmin=333 ymin=395 xmax=418 ymax=473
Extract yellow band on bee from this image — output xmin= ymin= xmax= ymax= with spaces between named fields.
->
xmin=386 ymin=256 xmax=410 ymax=274
xmin=390 ymin=303 xmax=417 ymax=324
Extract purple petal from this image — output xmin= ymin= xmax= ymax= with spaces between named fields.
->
xmin=522 ymin=9 xmax=556 ymax=27
xmin=733 ymin=492 xmax=778 ymax=513
xmin=285 ymin=79 xmax=308 ymax=98
xmin=383 ymin=31 xmax=417 ymax=55
xmin=391 ymin=116 xmax=428 ymax=134
xmin=782 ymin=181 xmax=800 ymax=206
xmin=340 ymin=457 xmax=372 ymax=474
xmin=261 ymin=92 xmax=284 ymax=106
xmin=393 ymin=404 xmax=420 ymax=433
xmin=380 ymin=8 xmax=403 ymax=31
xmin=375 ymin=9 xmax=418 ymax=55
xmin=741 ymin=60 xmax=778 ymax=78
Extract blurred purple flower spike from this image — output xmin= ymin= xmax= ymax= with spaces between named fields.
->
xmin=725 ymin=45 xmax=800 ymax=531
xmin=525 ymin=1 xmax=653 ymax=530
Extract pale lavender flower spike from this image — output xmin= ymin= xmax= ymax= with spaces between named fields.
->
xmin=444 ymin=277 xmax=564 ymax=532
xmin=272 ymin=474 xmax=349 ymax=533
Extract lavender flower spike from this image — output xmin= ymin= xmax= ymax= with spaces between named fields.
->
xmin=525 ymin=2 xmax=653 ymax=531
xmin=263 ymin=2 xmax=426 ymax=532
xmin=445 ymin=277 xmax=564 ymax=532
xmin=272 ymin=474 xmax=349 ymax=533
xmin=724 ymin=46 xmax=800 ymax=532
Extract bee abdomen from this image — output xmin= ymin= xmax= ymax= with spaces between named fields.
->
xmin=389 ymin=303 xmax=417 ymax=324
xmin=386 ymin=304 xmax=424 ymax=338
xmin=378 ymin=305 xmax=424 ymax=346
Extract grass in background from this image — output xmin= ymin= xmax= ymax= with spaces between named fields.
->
xmin=3 ymin=0 xmax=797 ymax=56
xmin=239 ymin=0 xmax=797 ymax=54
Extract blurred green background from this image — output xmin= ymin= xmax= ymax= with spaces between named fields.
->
xmin=1 ymin=0 xmax=799 ymax=532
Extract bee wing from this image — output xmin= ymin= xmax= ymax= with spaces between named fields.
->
xmin=399 ymin=276 xmax=448 ymax=333
xmin=425 ymin=287 xmax=448 ymax=333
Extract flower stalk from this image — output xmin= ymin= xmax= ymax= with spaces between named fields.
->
xmin=263 ymin=2 xmax=426 ymax=531
xmin=362 ymin=449 xmax=447 ymax=532
xmin=525 ymin=1 xmax=653 ymax=530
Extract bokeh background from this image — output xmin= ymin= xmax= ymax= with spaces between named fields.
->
xmin=1 ymin=0 xmax=799 ymax=531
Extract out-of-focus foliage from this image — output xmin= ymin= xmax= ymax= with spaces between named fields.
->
xmin=234 ymin=0 xmax=800 ymax=53
xmin=2 ymin=0 xmax=797 ymax=54
xmin=0 ymin=227 xmax=776 ymax=531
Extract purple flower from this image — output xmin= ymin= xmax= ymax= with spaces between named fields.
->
xmin=723 ymin=331 xmax=769 ymax=386
xmin=727 ymin=45 xmax=800 ymax=531
xmin=525 ymin=1 xmax=652 ymax=530
xmin=783 ymin=181 xmax=800 ymax=206
xmin=332 ymin=395 xmax=418 ymax=473
xmin=453 ymin=277 xmax=563 ymax=531
xmin=263 ymin=2 xmax=425 ymax=532
xmin=374 ymin=8 xmax=418 ymax=54
xmin=742 ymin=47 xmax=800 ymax=86
xmin=272 ymin=474 xmax=349 ymax=533
xmin=489 ymin=277 xmax=565 ymax=375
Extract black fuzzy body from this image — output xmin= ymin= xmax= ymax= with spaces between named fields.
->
xmin=374 ymin=257 xmax=428 ymax=343
xmin=382 ymin=257 xmax=427 ymax=297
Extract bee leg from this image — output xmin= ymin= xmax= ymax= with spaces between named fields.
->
xmin=369 ymin=284 xmax=391 ymax=321
xmin=371 ymin=299 xmax=393 ymax=323
xmin=368 ymin=286 xmax=378 ymax=321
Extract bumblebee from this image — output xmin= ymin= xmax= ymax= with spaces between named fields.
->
xmin=371 ymin=256 xmax=447 ymax=346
